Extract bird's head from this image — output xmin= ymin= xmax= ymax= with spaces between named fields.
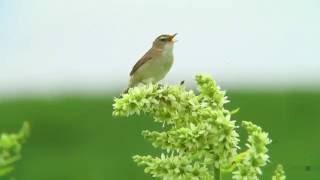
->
xmin=152 ymin=33 xmax=177 ymax=50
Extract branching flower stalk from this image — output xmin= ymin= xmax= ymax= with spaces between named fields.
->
xmin=113 ymin=74 xmax=285 ymax=180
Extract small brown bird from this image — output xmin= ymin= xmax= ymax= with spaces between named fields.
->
xmin=125 ymin=33 xmax=177 ymax=92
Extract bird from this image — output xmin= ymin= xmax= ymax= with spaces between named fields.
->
xmin=124 ymin=33 xmax=177 ymax=93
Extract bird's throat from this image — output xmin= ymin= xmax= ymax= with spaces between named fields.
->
xmin=162 ymin=43 xmax=174 ymax=56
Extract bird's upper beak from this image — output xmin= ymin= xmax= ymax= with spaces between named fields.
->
xmin=170 ymin=33 xmax=178 ymax=42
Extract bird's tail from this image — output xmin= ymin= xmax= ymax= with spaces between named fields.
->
xmin=122 ymin=77 xmax=136 ymax=94
xmin=122 ymin=87 xmax=129 ymax=94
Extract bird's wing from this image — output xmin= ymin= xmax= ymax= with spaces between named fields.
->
xmin=130 ymin=49 xmax=155 ymax=76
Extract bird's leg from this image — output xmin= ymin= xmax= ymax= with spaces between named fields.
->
xmin=157 ymin=83 xmax=164 ymax=89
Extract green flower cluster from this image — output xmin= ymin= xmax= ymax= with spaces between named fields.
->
xmin=272 ymin=164 xmax=286 ymax=180
xmin=113 ymin=74 xmax=284 ymax=180
xmin=232 ymin=121 xmax=272 ymax=179
xmin=0 ymin=122 xmax=30 ymax=177
xmin=133 ymin=154 xmax=211 ymax=179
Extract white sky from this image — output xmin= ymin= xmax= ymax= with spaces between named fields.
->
xmin=1 ymin=0 xmax=320 ymax=94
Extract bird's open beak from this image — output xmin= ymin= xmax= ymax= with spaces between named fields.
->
xmin=170 ymin=33 xmax=178 ymax=42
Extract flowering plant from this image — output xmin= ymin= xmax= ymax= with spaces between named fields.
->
xmin=0 ymin=122 xmax=30 ymax=177
xmin=113 ymin=74 xmax=285 ymax=180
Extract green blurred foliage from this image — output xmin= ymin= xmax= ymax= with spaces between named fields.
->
xmin=0 ymin=122 xmax=29 ymax=177
xmin=0 ymin=91 xmax=319 ymax=180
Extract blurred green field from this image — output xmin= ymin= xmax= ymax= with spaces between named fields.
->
xmin=0 ymin=91 xmax=319 ymax=180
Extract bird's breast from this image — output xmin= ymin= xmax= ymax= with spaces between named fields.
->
xmin=159 ymin=51 xmax=173 ymax=69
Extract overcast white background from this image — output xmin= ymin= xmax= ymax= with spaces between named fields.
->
xmin=1 ymin=0 xmax=320 ymax=95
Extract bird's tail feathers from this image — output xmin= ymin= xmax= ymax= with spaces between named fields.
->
xmin=122 ymin=87 xmax=129 ymax=94
xmin=122 ymin=77 xmax=135 ymax=94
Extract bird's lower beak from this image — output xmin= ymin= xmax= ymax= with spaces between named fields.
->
xmin=170 ymin=33 xmax=178 ymax=42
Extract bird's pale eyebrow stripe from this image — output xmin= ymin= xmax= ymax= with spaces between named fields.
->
xmin=158 ymin=35 xmax=169 ymax=40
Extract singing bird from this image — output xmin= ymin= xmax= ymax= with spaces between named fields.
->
xmin=124 ymin=33 xmax=177 ymax=93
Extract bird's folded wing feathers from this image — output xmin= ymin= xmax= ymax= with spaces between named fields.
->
xmin=130 ymin=49 xmax=156 ymax=76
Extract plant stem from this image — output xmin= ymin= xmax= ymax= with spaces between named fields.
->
xmin=214 ymin=167 xmax=221 ymax=180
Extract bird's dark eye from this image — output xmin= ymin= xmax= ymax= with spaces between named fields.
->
xmin=160 ymin=38 xmax=166 ymax=42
